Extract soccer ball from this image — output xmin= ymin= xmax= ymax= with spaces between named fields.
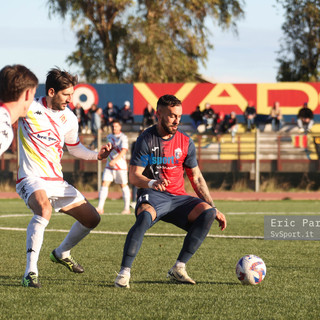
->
xmin=236 ymin=255 xmax=266 ymax=285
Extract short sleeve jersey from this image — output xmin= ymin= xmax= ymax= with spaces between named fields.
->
xmin=0 ymin=104 xmax=13 ymax=156
xmin=105 ymin=132 xmax=128 ymax=170
xmin=17 ymin=97 xmax=79 ymax=182
xmin=130 ymin=125 xmax=197 ymax=196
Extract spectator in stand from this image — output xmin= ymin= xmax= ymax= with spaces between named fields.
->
xmin=86 ymin=104 xmax=97 ymax=134
xmin=91 ymin=106 xmax=102 ymax=133
xmin=244 ymin=101 xmax=256 ymax=132
xmin=297 ymin=102 xmax=314 ymax=134
xmin=212 ymin=111 xmax=226 ymax=142
xmin=142 ymin=103 xmax=156 ymax=128
xmin=190 ymin=106 xmax=204 ymax=132
xmin=224 ymin=111 xmax=238 ymax=143
xmin=73 ymin=103 xmax=87 ymax=133
xmin=103 ymin=101 xmax=119 ymax=133
xmin=119 ymin=101 xmax=134 ymax=124
xmin=90 ymin=107 xmax=103 ymax=150
xmin=268 ymin=101 xmax=283 ymax=132
xmin=202 ymin=102 xmax=215 ymax=130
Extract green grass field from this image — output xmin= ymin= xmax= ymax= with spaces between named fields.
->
xmin=0 ymin=198 xmax=319 ymax=319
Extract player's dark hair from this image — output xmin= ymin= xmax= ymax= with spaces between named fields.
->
xmin=112 ymin=119 xmax=121 ymax=126
xmin=45 ymin=67 xmax=78 ymax=95
xmin=157 ymin=94 xmax=182 ymax=111
xmin=0 ymin=64 xmax=38 ymax=102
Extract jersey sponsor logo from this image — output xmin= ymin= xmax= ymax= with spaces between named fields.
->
xmin=140 ymin=154 xmax=179 ymax=166
xmin=60 ymin=114 xmax=67 ymax=124
xmin=174 ymin=148 xmax=182 ymax=159
xmin=32 ymin=129 xmax=59 ymax=147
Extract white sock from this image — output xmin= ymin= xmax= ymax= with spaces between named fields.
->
xmin=175 ymin=260 xmax=186 ymax=269
xmin=97 ymin=186 xmax=109 ymax=210
xmin=119 ymin=266 xmax=131 ymax=276
xmin=55 ymin=221 xmax=91 ymax=259
xmin=122 ymin=185 xmax=130 ymax=211
xmin=25 ymin=215 xmax=49 ymax=277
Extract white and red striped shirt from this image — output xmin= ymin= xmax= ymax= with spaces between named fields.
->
xmin=105 ymin=132 xmax=128 ymax=170
xmin=17 ymin=97 xmax=95 ymax=182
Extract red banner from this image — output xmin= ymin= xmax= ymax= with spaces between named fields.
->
xmin=134 ymin=82 xmax=320 ymax=115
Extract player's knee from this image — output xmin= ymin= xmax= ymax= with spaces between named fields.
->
xmin=136 ymin=210 xmax=153 ymax=229
xmin=89 ymin=212 xmax=101 ymax=228
xmin=31 ymin=202 xmax=52 ymax=220
xmin=83 ymin=209 xmax=101 ymax=229
xmin=198 ymin=208 xmax=216 ymax=231
xmin=137 ymin=204 xmax=156 ymax=221
xmin=102 ymin=181 xmax=109 ymax=187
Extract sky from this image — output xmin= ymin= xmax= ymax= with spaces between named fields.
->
xmin=0 ymin=0 xmax=285 ymax=84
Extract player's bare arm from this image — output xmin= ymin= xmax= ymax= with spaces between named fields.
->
xmin=185 ymin=166 xmax=227 ymax=231
xmin=129 ymin=165 xmax=170 ymax=191
xmin=109 ymin=148 xmax=127 ymax=167
xmin=185 ymin=166 xmax=214 ymax=205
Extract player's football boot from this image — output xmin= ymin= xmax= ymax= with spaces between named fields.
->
xmin=167 ymin=266 xmax=196 ymax=285
xmin=50 ymin=249 xmax=84 ymax=273
xmin=115 ymin=273 xmax=130 ymax=288
xmin=21 ymin=272 xmax=41 ymax=288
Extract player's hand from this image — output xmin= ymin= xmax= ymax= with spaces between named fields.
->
xmin=153 ymin=179 xmax=170 ymax=192
xmin=109 ymin=159 xmax=116 ymax=167
xmin=97 ymin=142 xmax=113 ymax=160
xmin=215 ymin=209 xmax=227 ymax=231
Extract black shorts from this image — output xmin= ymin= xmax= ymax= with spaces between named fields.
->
xmin=136 ymin=189 xmax=205 ymax=231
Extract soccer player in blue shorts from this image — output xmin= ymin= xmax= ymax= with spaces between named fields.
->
xmin=115 ymin=94 xmax=227 ymax=288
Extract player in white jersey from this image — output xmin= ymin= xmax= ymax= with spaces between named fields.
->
xmin=96 ymin=120 xmax=131 ymax=215
xmin=0 ymin=65 xmax=38 ymax=156
xmin=18 ymin=68 xmax=112 ymax=288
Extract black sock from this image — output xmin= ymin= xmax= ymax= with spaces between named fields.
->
xmin=177 ymin=208 xmax=216 ymax=263
xmin=121 ymin=211 xmax=153 ymax=268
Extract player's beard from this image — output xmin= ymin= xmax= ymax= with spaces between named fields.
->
xmin=161 ymin=118 xmax=178 ymax=135
xmin=51 ymin=95 xmax=66 ymax=111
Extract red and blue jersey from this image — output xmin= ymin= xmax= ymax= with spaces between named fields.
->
xmin=130 ymin=125 xmax=198 ymax=195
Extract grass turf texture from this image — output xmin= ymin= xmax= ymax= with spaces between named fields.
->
xmin=0 ymin=199 xmax=319 ymax=319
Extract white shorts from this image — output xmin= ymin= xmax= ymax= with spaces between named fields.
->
xmin=16 ymin=177 xmax=85 ymax=212
xmin=102 ymin=168 xmax=128 ymax=185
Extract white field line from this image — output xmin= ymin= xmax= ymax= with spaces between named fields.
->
xmin=227 ymin=212 xmax=320 ymax=215
xmin=0 ymin=226 xmax=263 ymax=239
xmin=0 ymin=213 xmax=129 ymax=218
xmin=1 ymin=212 xmax=320 ymax=218
xmin=0 ymin=212 xmax=317 ymax=240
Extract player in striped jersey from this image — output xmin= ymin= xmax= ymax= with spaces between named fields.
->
xmin=18 ymin=68 xmax=112 ymax=288
xmin=0 ymin=65 xmax=38 ymax=156
xmin=96 ymin=120 xmax=131 ymax=215
xmin=115 ymin=95 xmax=227 ymax=288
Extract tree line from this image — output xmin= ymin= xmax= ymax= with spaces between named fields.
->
xmin=47 ymin=0 xmax=320 ymax=83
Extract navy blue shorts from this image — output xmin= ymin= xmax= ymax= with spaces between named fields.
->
xmin=136 ymin=189 xmax=205 ymax=231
